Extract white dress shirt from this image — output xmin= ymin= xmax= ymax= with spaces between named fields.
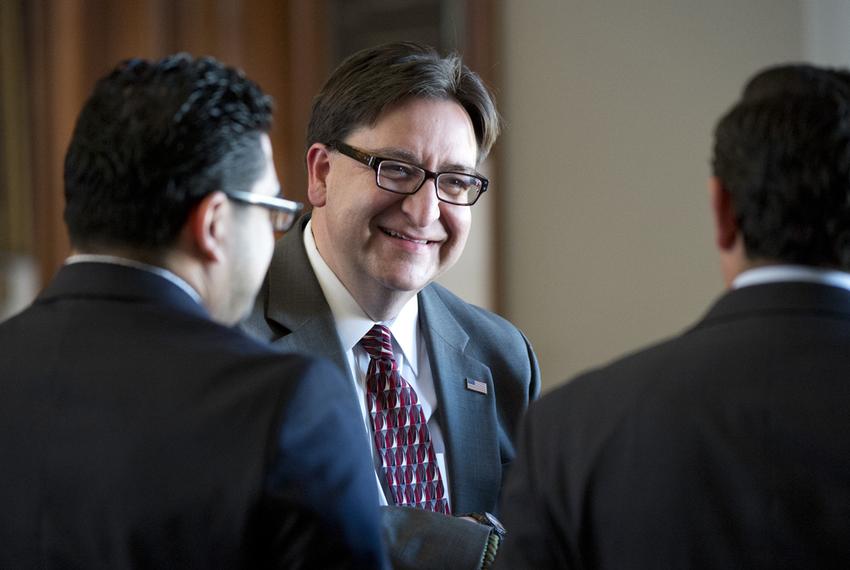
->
xmin=732 ymin=264 xmax=850 ymax=293
xmin=303 ymin=220 xmax=451 ymax=507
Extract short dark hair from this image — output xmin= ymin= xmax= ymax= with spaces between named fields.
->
xmin=64 ymin=53 xmax=273 ymax=251
xmin=306 ymin=42 xmax=500 ymax=164
xmin=712 ymin=64 xmax=850 ymax=269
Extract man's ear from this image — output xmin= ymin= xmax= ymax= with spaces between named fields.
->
xmin=187 ymin=191 xmax=229 ymax=263
xmin=710 ymin=176 xmax=738 ymax=252
xmin=306 ymin=143 xmax=332 ymax=208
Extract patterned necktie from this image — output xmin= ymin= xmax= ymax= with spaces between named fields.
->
xmin=360 ymin=324 xmax=450 ymax=514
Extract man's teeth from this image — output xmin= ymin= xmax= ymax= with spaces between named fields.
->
xmin=385 ymin=229 xmax=428 ymax=244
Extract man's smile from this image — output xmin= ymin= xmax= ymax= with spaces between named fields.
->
xmin=380 ymin=226 xmax=440 ymax=245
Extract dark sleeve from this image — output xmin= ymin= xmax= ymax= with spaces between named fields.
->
xmin=380 ymin=506 xmax=492 ymax=569
xmin=495 ymin=404 xmax=569 ymax=569
xmin=260 ymin=357 xmax=388 ymax=569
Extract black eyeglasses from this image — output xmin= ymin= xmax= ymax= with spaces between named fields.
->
xmin=222 ymin=190 xmax=303 ymax=233
xmin=327 ymin=140 xmax=488 ymax=206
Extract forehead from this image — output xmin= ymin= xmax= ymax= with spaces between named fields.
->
xmin=348 ymin=97 xmax=479 ymax=168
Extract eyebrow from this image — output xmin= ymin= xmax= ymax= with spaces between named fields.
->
xmin=370 ymin=146 xmax=481 ymax=177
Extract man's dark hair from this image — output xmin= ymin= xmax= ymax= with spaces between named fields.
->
xmin=712 ymin=63 xmax=850 ymax=269
xmin=64 ymin=53 xmax=273 ymax=251
xmin=306 ymin=42 xmax=500 ymax=164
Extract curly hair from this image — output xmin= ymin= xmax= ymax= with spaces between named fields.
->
xmin=64 ymin=53 xmax=273 ymax=250
xmin=712 ymin=64 xmax=850 ymax=269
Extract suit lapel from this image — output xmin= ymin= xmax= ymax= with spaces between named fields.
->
xmin=263 ymin=216 xmax=352 ymax=382
xmin=263 ymin=220 xmax=503 ymax=510
xmin=419 ymin=287 xmax=501 ymax=514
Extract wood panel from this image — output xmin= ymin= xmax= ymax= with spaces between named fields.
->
xmin=240 ymin=0 xmax=329 ymax=206
xmin=0 ymin=0 xmax=34 ymax=254
xmin=25 ymin=0 xmax=81 ymax=282
xmin=17 ymin=0 xmax=496 ymax=296
xmin=19 ymin=0 xmax=326 ymax=284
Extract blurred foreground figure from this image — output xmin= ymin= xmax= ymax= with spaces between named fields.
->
xmin=498 ymin=64 xmax=850 ymax=569
xmin=0 ymin=54 xmax=386 ymax=569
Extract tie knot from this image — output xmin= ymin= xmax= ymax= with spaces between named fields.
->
xmin=360 ymin=324 xmax=395 ymax=361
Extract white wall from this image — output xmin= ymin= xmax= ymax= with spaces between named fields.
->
xmin=500 ymin=0 xmax=803 ymax=390
xmin=803 ymin=0 xmax=850 ymax=66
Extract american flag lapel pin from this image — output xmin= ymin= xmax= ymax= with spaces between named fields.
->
xmin=465 ymin=378 xmax=488 ymax=395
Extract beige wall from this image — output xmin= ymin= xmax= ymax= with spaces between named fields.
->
xmin=804 ymin=0 xmax=850 ymax=66
xmin=499 ymin=0 xmax=803 ymax=390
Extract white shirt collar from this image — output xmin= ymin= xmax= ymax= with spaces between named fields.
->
xmin=65 ymin=254 xmax=203 ymax=304
xmin=732 ymin=264 xmax=850 ymax=293
xmin=303 ymin=220 xmax=420 ymax=372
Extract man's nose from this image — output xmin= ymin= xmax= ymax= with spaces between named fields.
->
xmin=401 ymin=177 xmax=441 ymax=227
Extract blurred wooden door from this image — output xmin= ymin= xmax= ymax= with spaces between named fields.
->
xmin=5 ymin=0 xmax=500 ymax=307
xmin=16 ymin=0 xmax=328 ymax=283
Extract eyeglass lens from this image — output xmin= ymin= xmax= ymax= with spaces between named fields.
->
xmin=376 ymin=161 xmax=483 ymax=205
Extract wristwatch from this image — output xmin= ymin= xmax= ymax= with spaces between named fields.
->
xmin=460 ymin=512 xmax=506 ymax=569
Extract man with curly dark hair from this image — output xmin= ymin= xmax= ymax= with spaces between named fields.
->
xmin=497 ymin=63 xmax=850 ymax=569
xmin=0 ymin=54 xmax=386 ymax=568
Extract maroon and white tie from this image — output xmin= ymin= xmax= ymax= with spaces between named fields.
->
xmin=360 ymin=324 xmax=450 ymax=514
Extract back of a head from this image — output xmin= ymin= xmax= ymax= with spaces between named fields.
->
xmin=306 ymin=41 xmax=501 ymax=164
xmin=64 ymin=54 xmax=273 ymax=253
xmin=712 ymin=63 xmax=850 ymax=269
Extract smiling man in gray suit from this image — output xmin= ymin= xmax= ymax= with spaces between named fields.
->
xmin=244 ymin=42 xmax=540 ymax=569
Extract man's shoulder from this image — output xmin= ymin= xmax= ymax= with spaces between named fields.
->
xmin=149 ymin=305 xmax=345 ymax=407
xmin=422 ymin=282 xmax=524 ymax=339
xmin=0 ymin=289 xmax=343 ymax=407
xmin=422 ymin=282 xmax=538 ymax=380
xmin=156 ymin=307 xmax=354 ymax=413
xmin=553 ymin=326 xmax=699 ymax=404
xmin=243 ymin=225 xmax=322 ymax=343
xmin=171 ymin=308 xmax=331 ymax=380
xmin=533 ymin=309 xmax=736 ymax=440
xmin=558 ymin=279 xmax=848 ymax=402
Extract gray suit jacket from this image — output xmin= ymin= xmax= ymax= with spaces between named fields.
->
xmin=244 ymin=215 xmax=540 ymax=568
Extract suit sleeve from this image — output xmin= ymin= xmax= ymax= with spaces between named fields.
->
xmin=260 ymin=357 xmax=389 ymax=569
xmin=380 ymin=506 xmax=492 ymax=569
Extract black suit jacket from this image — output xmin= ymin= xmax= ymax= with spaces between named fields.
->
xmin=498 ymin=282 xmax=850 ymax=569
xmin=244 ymin=216 xmax=540 ymax=568
xmin=0 ymin=262 xmax=386 ymax=569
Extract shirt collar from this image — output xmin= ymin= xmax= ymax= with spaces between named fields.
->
xmin=65 ymin=254 xmax=203 ymax=304
xmin=387 ymin=293 xmax=419 ymax=374
xmin=303 ymin=220 xmax=420 ymax=372
xmin=732 ymin=264 xmax=850 ymax=293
